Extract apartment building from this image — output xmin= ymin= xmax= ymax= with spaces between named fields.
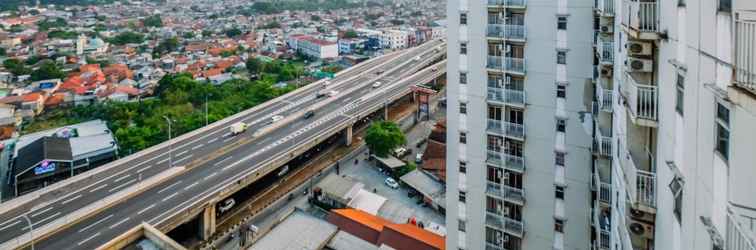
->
xmin=446 ymin=0 xmax=595 ymax=249
xmin=589 ymin=0 xmax=756 ymax=250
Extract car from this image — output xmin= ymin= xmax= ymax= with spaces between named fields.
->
xmin=219 ymin=198 xmax=235 ymax=213
xmin=393 ymin=147 xmax=408 ymax=157
xmin=414 ymin=56 xmax=421 ymax=61
xmin=415 ymin=153 xmax=423 ymax=163
xmin=316 ymin=90 xmax=328 ymax=98
xmin=328 ymin=90 xmax=339 ymax=97
xmin=385 ymin=177 xmax=399 ymax=189
xmin=270 ymin=115 xmax=284 ymax=123
xmin=303 ymin=110 xmax=315 ymax=119
xmin=372 ymin=81 xmax=382 ymax=88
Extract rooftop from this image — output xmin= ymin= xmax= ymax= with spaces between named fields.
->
xmin=249 ymin=209 xmax=338 ymax=250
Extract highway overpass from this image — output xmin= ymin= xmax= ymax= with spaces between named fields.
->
xmin=0 ymin=39 xmax=447 ymax=250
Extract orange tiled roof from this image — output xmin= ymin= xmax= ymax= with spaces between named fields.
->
xmin=22 ymin=92 xmax=43 ymax=102
xmin=331 ymin=209 xmax=389 ymax=232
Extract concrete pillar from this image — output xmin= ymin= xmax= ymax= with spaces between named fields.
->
xmin=200 ymin=204 xmax=216 ymax=240
xmin=344 ymin=125 xmax=353 ymax=146
xmin=383 ymin=102 xmax=389 ymax=120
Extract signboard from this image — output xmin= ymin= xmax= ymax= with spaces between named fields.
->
xmin=34 ymin=161 xmax=56 ymax=175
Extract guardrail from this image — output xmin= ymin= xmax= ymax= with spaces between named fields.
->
xmin=623 ymin=0 xmax=658 ymax=33
xmin=596 ymin=0 xmax=614 ymax=15
xmin=619 ymin=142 xmax=656 ymax=209
xmin=487 ymin=56 xmax=526 ymax=74
xmin=735 ymin=15 xmax=756 ymax=92
xmin=486 ymin=149 xmax=526 ymax=173
xmin=485 ymin=211 xmax=524 ymax=237
xmin=727 ymin=209 xmax=756 ymax=250
xmin=622 ymin=73 xmax=657 ymax=122
xmin=487 ymin=119 xmax=525 ymax=140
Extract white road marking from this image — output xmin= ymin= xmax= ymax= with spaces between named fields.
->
xmin=109 ymin=217 xmax=129 ymax=229
xmin=213 ymin=156 xmax=233 ymax=167
xmin=32 ymin=212 xmax=61 ymax=227
xmin=77 ymin=232 xmax=100 ymax=246
xmin=137 ymin=164 xmax=153 ymax=174
xmin=157 ymin=181 xmax=182 ymax=194
xmin=175 ymin=154 xmax=193 ymax=164
xmin=184 ymin=182 xmax=199 ymax=191
xmin=222 ymin=132 xmax=231 ymax=137
xmin=162 ymin=192 xmax=179 ymax=202
xmin=137 ymin=204 xmax=155 ymax=215
xmin=30 ymin=207 xmax=53 ymax=218
xmin=114 ymin=174 xmax=131 ymax=183
xmin=78 ymin=214 xmax=113 ymax=233
xmin=175 ymin=150 xmax=188 ymax=157
xmin=90 ymin=183 xmax=108 ymax=193
xmin=203 ymin=173 xmax=217 ymax=181
xmin=0 ymin=220 xmax=20 ymax=231
xmin=207 ymin=138 xmax=219 ymax=144
xmin=223 ymin=137 xmax=234 ymax=143
xmin=191 ymin=144 xmax=204 ymax=150
xmin=108 ymin=179 xmax=136 ymax=193
xmin=157 ymin=158 xmax=169 ymax=164
xmin=61 ymin=194 xmax=83 ymax=205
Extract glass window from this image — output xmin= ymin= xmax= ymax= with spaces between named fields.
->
xmin=716 ymin=124 xmax=729 ymax=161
xmin=557 ymin=51 xmax=566 ymax=64
xmin=557 ymin=85 xmax=566 ymax=98
xmin=460 ymin=72 xmax=467 ymax=84
xmin=556 ymin=119 xmax=566 ymax=133
xmin=555 ymin=219 xmax=564 ymax=233
xmin=717 ymin=103 xmax=729 ymax=125
xmin=460 ymin=13 xmax=468 ymax=25
xmin=460 ymin=42 xmax=467 ymax=55
xmin=460 ymin=131 xmax=467 ymax=144
xmin=460 ymin=161 xmax=467 ymax=173
xmin=557 ymin=17 xmax=568 ymax=30
xmin=556 ymin=152 xmax=565 ymax=166
xmin=669 ymin=176 xmax=684 ymax=223
xmin=459 ymin=191 xmax=466 ymax=203
xmin=718 ymin=0 xmax=731 ymax=12
xmin=676 ymin=74 xmax=685 ymax=115
xmin=460 ymin=102 xmax=467 ymax=114
xmin=556 ymin=186 xmax=565 ymax=200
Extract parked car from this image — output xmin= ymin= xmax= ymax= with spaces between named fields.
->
xmin=415 ymin=153 xmax=423 ymax=163
xmin=385 ymin=177 xmax=399 ymax=189
xmin=219 ymin=198 xmax=235 ymax=213
xmin=393 ymin=147 xmax=408 ymax=157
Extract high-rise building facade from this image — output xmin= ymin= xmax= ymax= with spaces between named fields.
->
xmin=445 ymin=0 xmax=595 ymax=249
xmin=447 ymin=0 xmax=756 ymax=250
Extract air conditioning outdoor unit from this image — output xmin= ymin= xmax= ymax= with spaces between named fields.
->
xmin=600 ymin=67 xmax=613 ymax=77
xmin=627 ymin=41 xmax=653 ymax=55
xmin=629 ymin=221 xmax=655 ymax=240
xmin=600 ymin=24 xmax=614 ymax=33
xmin=626 ymin=57 xmax=653 ymax=72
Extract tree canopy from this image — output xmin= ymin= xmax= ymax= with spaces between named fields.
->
xmin=154 ymin=37 xmax=179 ymax=56
xmin=365 ymin=121 xmax=406 ymax=157
xmin=343 ymin=29 xmax=358 ymax=39
xmin=224 ymin=28 xmax=242 ymax=38
xmin=143 ymin=15 xmax=163 ymax=28
xmin=3 ymin=58 xmax=32 ymax=76
xmin=30 ymin=61 xmax=65 ymax=81
xmin=108 ymin=32 xmax=145 ymax=45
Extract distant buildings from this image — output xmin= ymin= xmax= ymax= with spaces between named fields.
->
xmin=288 ymin=35 xmax=338 ymax=59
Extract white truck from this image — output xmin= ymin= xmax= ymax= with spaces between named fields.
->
xmin=230 ymin=122 xmax=247 ymax=135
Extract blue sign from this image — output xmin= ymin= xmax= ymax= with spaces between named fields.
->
xmin=39 ymin=82 xmax=56 ymax=89
xmin=34 ymin=161 xmax=56 ymax=175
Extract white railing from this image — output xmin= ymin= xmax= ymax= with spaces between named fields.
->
xmin=487 ymin=119 xmax=525 ymax=140
xmin=487 ymin=81 xmax=526 ymax=106
xmin=594 ymin=136 xmax=612 ymax=157
xmin=505 ymin=24 xmax=526 ymax=40
xmin=735 ymin=16 xmax=756 ymax=92
xmin=485 ymin=211 xmax=525 ymax=237
xmin=486 ymin=181 xmax=525 ymax=204
xmin=599 ymin=39 xmax=614 ymax=64
xmin=596 ymin=83 xmax=613 ymax=112
xmin=620 ymin=145 xmax=657 ymax=209
xmin=727 ymin=210 xmax=756 ymax=250
xmin=488 ymin=0 xmax=527 ymax=8
xmin=623 ymin=0 xmax=659 ymax=33
xmin=622 ymin=74 xmax=657 ymax=121
xmin=600 ymin=182 xmax=612 ymax=204
xmin=487 ymin=55 xmax=526 ymax=74
xmin=596 ymin=0 xmax=614 ymax=15
xmin=599 ymin=229 xmax=611 ymax=249
xmin=486 ymin=149 xmax=526 ymax=173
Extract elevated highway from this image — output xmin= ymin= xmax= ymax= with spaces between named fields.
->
xmin=0 ymin=40 xmax=447 ymax=250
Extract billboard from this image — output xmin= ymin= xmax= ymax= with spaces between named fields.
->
xmin=34 ymin=161 xmax=56 ymax=175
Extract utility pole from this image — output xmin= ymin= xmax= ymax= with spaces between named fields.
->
xmin=22 ymin=213 xmax=34 ymax=250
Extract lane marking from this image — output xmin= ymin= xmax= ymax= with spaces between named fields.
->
xmin=109 ymin=217 xmax=129 ymax=229
xmin=222 ymin=132 xmax=231 ymax=137
xmin=191 ymin=144 xmax=204 ymax=151
xmin=157 ymin=158 xmax=169 ymax=164
xmin=90 ymin=184 xmax=108 ymax=193
xmin=157 ymin=181 xmax=182 ymax=194
xmin=137 ymin=164 xmax=153 ymax=174
xmin=184 ymin=182 xmax=199 ymax=191
xmin=162 ymin=192 xmax=179 ymax=202
xmin=175 ymin=154 xmax=193 ymax=164
xmin=213 ymin=156 xmax=233 ymax=167
xmin=61 ymin=194 xmax=83 ymax=205
xmin=108 ymin=179 xmax=136 ymax=193
xmin=30 ymin=207 xmax=53 ymax=218
xmin=0 ymin=220 xmax=20 ymax=231
xmin=207 ymin=138 xmax=219 ymax=144
xmin=114 ymin=174 xmax=131 ymax=183
xmin=32 ymin=212 xmax=61 ymax=227
xmin=78 ymin=214 xmax=113 ymax=233
xmin=223 ymin=137 xmax=234 ymax=143
xmin=202 ymin=173 xmax=216 ymax=181
xmin=137 ymin=204 xmax=155 ymax=215
xmin=175 ymin=150 xmax=188 ymax=157
xmin=77 ymin=232 xmax=100 ymax=246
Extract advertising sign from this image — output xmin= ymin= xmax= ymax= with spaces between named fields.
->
xmin=34 ymin=161 xmax=56 ymax=175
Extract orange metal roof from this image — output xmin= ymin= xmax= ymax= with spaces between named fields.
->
xmin=332 ymin=209 xmax=389 ymax=232
xmin=385 ymin=223 xmax=446 ymax=250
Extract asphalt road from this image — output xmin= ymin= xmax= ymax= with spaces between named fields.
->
xmin=0 ymin=40 xmax=446 ymax=249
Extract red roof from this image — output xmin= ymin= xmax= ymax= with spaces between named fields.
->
xmin=22 ymin=92 xmax=44 ymax=102
xmin=329 ymin=209 xmax=445 ymax=250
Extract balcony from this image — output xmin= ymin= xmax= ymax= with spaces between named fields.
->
xmin=487 ymin=0 xmax=527 ymax=9
xmin=620 ymin=74 xmax=658 ymax=127
xmin=487 ymin=56 xmax=526 ymax=75
xmin=486 ymin=211 xmax=525 ymax=238
xmin=487 ymin=119 xmax=525 ymax=140
xmin=487 ymin=85 xmax=526 ymax=107
xmin=598 ymin=38 xmax=614 ymax=65
xmin=726 ymin=209 xmax=756 ymax=250
xmin=487 ymin=150 xmax=526 ymax=173
xmin=621 ymin=0 xmax=659 ymax=39
xmin=487 ymin=24 xmax=527 ymax=41
xmin=592 ymin=198 xmax=612 ymax=250
xmin=596 ymin=83 xmax=613 ymax=113
xmin=735 ymin=15 xmax=756 ymax=94
xmin=595 ymin=0 xmax=614 ymax=16
xmin=618 ymin=143 xmax=656 ymax=212
xmin=487 ymin=181 xmax=525 ymax=205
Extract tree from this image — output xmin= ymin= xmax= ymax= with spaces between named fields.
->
xmin=201 ymin=30 xmax=213 ymax=37
xmin=154 ymin=37 xmax=179 ymax=56
xmin=365 ymin=121 xmax=406 ymax=157
xmin=246 ymin=58 xmax=262 ymax=75
xmin=3 ymin=58 xmax=31 ymax=76
xmin=108 ymin=32 xmax=144 ymax=45
xmin=0 ymin=48 xmax=5 ymax=56
xmin=343 ymin=29 xmax=358 ymax=38
xmin=394 ymin=162 xmax=416 ymax=178
xmin=143 ymin=15 xmax=163 ymax=28
xmin=224 ymin=27 xmax=242 ymax=38
xmin=311 ymin=15 xmax=321 ymax=21
xmin=31 ymin=61 xmax=65 ymax=81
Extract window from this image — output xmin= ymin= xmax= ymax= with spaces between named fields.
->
xmin=557 ymin=85 xmax=566 ymax=98
xmin=460 ymin=102 xmax=467 ymax=114
xmin=459 ymin=219 xmax=466 ymax=232
xmin=460 ymin=72 xmax=467 ymax=84
xmin=669 ymin=176 xmax=684 ymax=223
xmin=556 ymin=186 xmax=565 ymax=200
xmin=556 ymin=119 xmax=566 ymax=133
xmin=715 ymin=103 xmax=730 ymax=160
xmin=459 ymin=191 xmax=467 ymax=203
xmin=460 ymin=13 xmax=468 ymax=25
xmin=555 ymin=152 xmax=565 ymax=166
xmin=460 ymin=42 xmax=467 ymax=55
xmin=718 ymin=0 xmax=731 ymax=12
xmin=555 ymin=219 xmax=564 ymax=233
xmin=460 ymin=161 xmax=467 ymax=173
xmin=460 ymin=131 xmax=467 ymax=144
xmin=557 ymin=17 xmax=568 ymax=30
xmin=557 ymin=51 xmax=566 ymax=64
xmin=676 ymin=74 xmax=685 ymax=115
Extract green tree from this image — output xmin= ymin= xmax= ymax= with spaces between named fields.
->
xmin=224 ymin=27 xmax=242 ymax=38
xmin=202 ymin=30 xmax=213 ymax=37
xmin=343 ymin=29 xmax=358 ymax=38
xmin=154 ymin=37 xmax=179 ymax=56
xmin=108 ymin=32 xmax=145 ymax=45
xmin=0 ymin=48 xmax=5 ymax=56
xmin=394 ymin=162 xmax=416 ymax=178
xmin=36 ymin=17 xmax=67 ymax=31
xmin=246 ymin=58 xmax=262 ymax=75
xmin=31 ymin=61 xmax=65 ymax=81
xmin=311 ymin=15 xmax=321 ymax=21
xmin=365 ymin=121 xmax=406 ymax=157
xmin=3 ymin=58 xmax=31 ymax=76
xmin=143 ymin=15 xmax=163 ymax=27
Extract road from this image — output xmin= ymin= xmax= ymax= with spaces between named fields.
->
xmin=0 ymin=40 xmax=446 ymax=249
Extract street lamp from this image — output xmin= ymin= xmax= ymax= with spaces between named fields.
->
xmin=163 ymin=116 xmax=173 ymax=168
xmin=22 ymin=213 xmax=33 ymax=250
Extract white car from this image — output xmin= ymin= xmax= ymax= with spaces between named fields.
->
xmin=219 ymin=198 xmax=235 ymax=213
xmin=270 ymin=115 xmax=284 ymax=123
xmin=385 ymin=177 xmax=399 ymax=189
xmin=372 ymin=81 xmax=382 ymax=88
xmin=415 ymin=153 xmax=423 ymax=163
xmin=328 ymin=90 xmax=339 ymax=97
xmin=393 ymin=147 xmax=408 ymax=157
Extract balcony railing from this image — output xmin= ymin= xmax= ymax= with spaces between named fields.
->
xmin=619 ymin=144 xmax=656 ymax=209
xmin=621 ymin=74 xmax=658 ymax=122
xmin=486 ymin=211 xmax=525 ymax=238
xmin=735 ymin=15 xmax=756 ymax=93
xmin=599 ymin=229 xmax=611 ymax=249
xmin=487 ymin=0 xmax=527 ymax=8
xmin=600 ymin=182 xmax=612 ymax=204
xmin=596 ymin=83 xmax=613 ymax=112
xmin=487 ymin=181 xmax=525 ymax=205
xmin=487 ymin=56 xmax=526 ymax=74
xmin=726 ymin=209 xmax=756 ymax=250
xmin=595 ymin=0 xmax=614 ymax=16
xmin=622 ymin=0 xmax=659 ymax=33
xmin=488 ymin=86 xmax=526 ymax=107
xmin=487 ymin=150 xmax=526 ymax=173
xmin=598 ymin=39 xmax=614 ymax=64
xmin=487 ymin=24 xmax=527 ymax=41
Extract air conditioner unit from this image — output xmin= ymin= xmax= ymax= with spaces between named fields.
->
xmin=600 ymin=67 xmax=613 ymax=77
xmin=600 ymin=24 xmax=614 ymax=33
xmin=629 ymin=221 xmax=655 ymax=240
xmin=627 ymin=41 xmax=653 ymax=56
xmin=626 ymin=57 xmax=653 ymax=72
xmin=629 ymin=208 xmax=655 ymax=222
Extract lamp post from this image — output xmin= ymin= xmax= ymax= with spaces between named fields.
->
xmin=22 ymin=213 xmax=34 ymax=250
xmin=163 ymin=116 xmax=173 ymax=168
